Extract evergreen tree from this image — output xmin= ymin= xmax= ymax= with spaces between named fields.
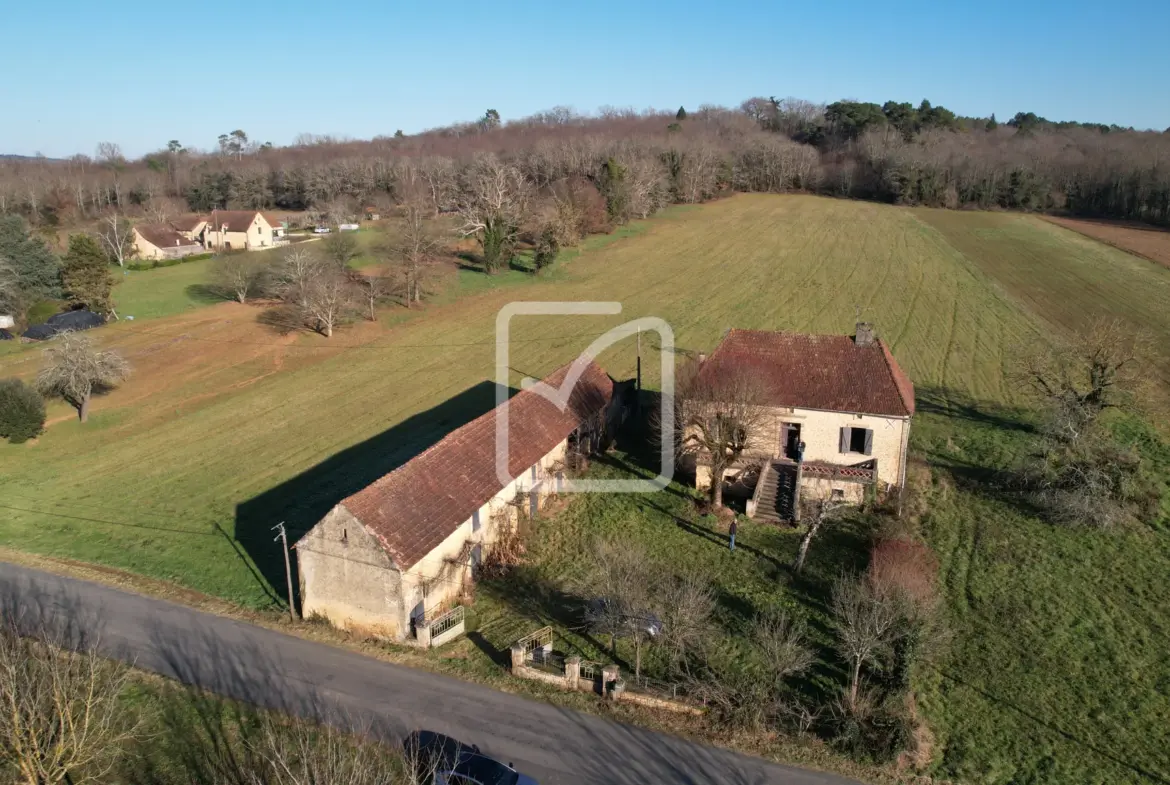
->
xmin=0 ymin=215 xmax=60 ymax=302
xmin=986 ymin=113 xmax=998 ymax=131
xmin=60 ymin=235 xmax=113 ymax=315
xmin=676 ymin=106 xmax=687 ymax=120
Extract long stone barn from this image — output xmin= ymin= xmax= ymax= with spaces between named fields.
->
xmin=295 ymin=360 xmax=624 ymax=641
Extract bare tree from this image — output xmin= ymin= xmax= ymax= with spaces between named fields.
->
xmin=584 ymin=538 xmax=654 ymax=678
xmin=754 ymin=609 xmax=814 ymax=681
xmin=211 ymin=253 xmax=265 ymax=304
xmin=830 ymin=574 xmax=903 ymax=710
xmin=356 ymin=273 xmax=391 ymax=321
xmin=655 ymin=572 xmax=715 ymax=677
xmin=96 ymin=212 xmax=135 ymax=267
xmin=457 ymin=155 xmax=531 ymax=273
xmin=415 ymin=156 xmax=457 ymax=215
xmin=302 ymin=268 xmax=358 ymax=338
xmin=674 ymin=360 xmax=771 ymax=509
xmin=793 ymin=498 xmax=846 ymax=574
xmin=246 ymin=710 xmax=400 ymax=785
xmin=384 ymin=186 xmax=446 ymax=306
xmin=1014 ymin=318 xmax=1149 ymax=442
xmin=0 ymin=616 xmax=137 ymax=785
xmin=36 ymin=331 xmax=130 ymax=423
xmin=271 ymin=245 xmax=321 ymax=309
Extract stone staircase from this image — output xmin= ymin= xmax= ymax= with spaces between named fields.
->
xmin=751 ymin=461 xmax=798 ymax=523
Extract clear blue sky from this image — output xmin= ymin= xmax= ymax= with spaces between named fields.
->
xmin=2 ymin=0 xmax=1167 ymax=158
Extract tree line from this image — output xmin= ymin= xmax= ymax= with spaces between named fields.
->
xmin=2 ymin=96 xmax=1166 ymax=231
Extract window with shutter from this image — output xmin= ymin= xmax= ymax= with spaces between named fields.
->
xmin=848 ymin=427 xmax=870 ymax=454
xmin=863 ymin=428 xmax=874 ymax=456
xmin=839 ymin=427 xmax=850 ymax=453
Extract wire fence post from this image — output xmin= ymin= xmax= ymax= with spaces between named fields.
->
xmin=273 ymin=522 xmax=299 ymax=621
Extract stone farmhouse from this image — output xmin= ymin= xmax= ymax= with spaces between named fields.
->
xmin=296 ymin=361 xmax=627 ymax=641
xmin=161 ymin=211 xmax=286 ymax=251
xmin=131 ymin=224 xmax=203 ymax=260
xmin=691 ymin=324 xmax=914 ymax=522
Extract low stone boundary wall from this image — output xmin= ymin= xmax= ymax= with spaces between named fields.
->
xmin=509 ymin=642 xmax=701 ymax=715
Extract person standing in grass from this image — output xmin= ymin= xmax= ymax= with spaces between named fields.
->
xmin=729 ymin=518 xmax=737 ymax=553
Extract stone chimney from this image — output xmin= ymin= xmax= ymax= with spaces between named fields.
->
xmin=854 ymin=322 xmax=876 ymax=346
xmin=697 ymin=352 xmax=708 ymax=364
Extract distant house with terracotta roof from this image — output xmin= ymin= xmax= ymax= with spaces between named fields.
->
xmin=132 ymin=224 xmax=203 ymax=260
xmin=199 ymin=210 xmax=286 ymax=251
xmin=295 ymin=361 xmax=626 ymax=641
xmin=691 ymin=323 xmax=914 ymax=522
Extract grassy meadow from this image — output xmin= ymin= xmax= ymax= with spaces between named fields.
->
xmin=2 ymin=194 xmax=1169 ymax=783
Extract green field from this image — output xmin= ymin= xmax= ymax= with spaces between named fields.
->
xmin=2 ymin=195 xmax=1169 ymax=783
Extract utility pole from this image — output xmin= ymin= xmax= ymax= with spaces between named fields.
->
xmin=273 ymin=522 xmax=299 ymax=621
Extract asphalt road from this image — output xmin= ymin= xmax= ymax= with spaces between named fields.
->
xmin=0 ymin=562 xmax=860 ymax=785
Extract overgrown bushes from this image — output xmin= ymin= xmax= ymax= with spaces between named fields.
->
xmin=0 ymin=378 xmax=45 ymax=443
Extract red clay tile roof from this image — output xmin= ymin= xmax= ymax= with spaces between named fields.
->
xmin=135 ymin=224 xmax=200 ymax=249
xmin=169 ymin=214 xmax=207 ymax=232
xmin=208 ymin=210 xmax=268 ymax=231
xmin=697 ymin=328 xmax=914 ymax=417
xmin=338 ymin=361 xmax=614 ymax=570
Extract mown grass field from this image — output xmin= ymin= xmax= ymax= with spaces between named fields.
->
xmin=2 ymin=195 xmax=1169 ymax=783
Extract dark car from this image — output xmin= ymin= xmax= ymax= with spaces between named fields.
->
xmin=403 ymin=731 xmax=537 ymax=785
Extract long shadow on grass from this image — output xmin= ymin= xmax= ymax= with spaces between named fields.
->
xmin=916 ymin=386 xmax=1036 ymax=434
xmin=234 ymin=381 xmax=512 ymax=610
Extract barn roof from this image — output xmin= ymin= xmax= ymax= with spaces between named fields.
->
xmin=206 ymin=210 xmax=281 ymax=231
xmin=695 ymin=328 xmax=914 ymax=417
xmin=337 ymin=361 xmax=614 ymax=570
xmin=169 ymin=214 xmax=207 ymax=232
xmin=136 ymin=224 xmax=200 ymax=249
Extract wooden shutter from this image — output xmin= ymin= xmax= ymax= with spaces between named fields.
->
xmin=839 ymin=427 xmax=850 ymax=453
xmin=863 ymin=428 xmax=874 ymax=456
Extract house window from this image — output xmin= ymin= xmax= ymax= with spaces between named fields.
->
xmin=531 ymin=465 xmax=538 ymax=481
xmin=257 ymin=225 xmax=261 ymax=234
xmin=471 ymin=509 xmax=481 ymax=533
xmin=341 ymin=528 xmax=347 ymax=545
xmin=840 ymin=426 xmax=873 ymax=455
xmin=831 ymin=488 xmax=845 ymax=500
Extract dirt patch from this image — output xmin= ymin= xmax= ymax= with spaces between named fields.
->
xmin=1044 ymin=216 xmax=1170 ymax=268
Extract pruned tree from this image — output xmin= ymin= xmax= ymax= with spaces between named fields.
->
xmin=60 ymin=234 xmax=114 ymax=316
xmin=793 ymin=498 xmax=846 ymax=573
xmin=302 ymin=268 xmax=358 ymax=338
xmin=673 ymin=359 xmax=771 ymax=509
xmin=1014 ymin=318 xmax=1150 ymax=442
xmin=0 ymin=615 xmax=137 ymax=785
xmin=35 ymin=331 xmax=130 ymax=422
xmin=457 ymin=155 xmax=531 ymax=274
xmin=211 ymin=253 xmax=265 ymax=304
xmin=831 ymin=574 xmax=903 ymax=710
xmin=96 ymin=212 xmax=135 ymax=268
xmin=655 ymin=572 xmax=716 ymax=677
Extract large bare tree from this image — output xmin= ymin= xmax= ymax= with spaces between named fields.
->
xmin=96 ymin=212 xmax=135 ymax=268
xmin=1014 ymin=318 xmax=1149 ymax=442
xmin=457 ymin=155 xmax=530 ymax=274
xmin=0 ymin=617 xmax=137 ymax=785
xmin=830 ymin=574 xmax=903 ymax=710
xmin=36 ymin=331 xmax=130 ymax=422
xmin=674 ymin=359 xmax=771 ymax=509
xmin=384 ymin=185 xmax=446 ymax=306
xmin=210 ymin=253 xmax=265 ymax=304
xmin=301 ymin=268 xmax=358 ymax=338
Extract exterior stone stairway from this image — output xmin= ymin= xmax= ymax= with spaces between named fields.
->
xmin=751 ymin=461 xmax=798 ymax=523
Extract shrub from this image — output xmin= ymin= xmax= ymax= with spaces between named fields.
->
xmin=0 ymin=378 xmax=46 ymax=443
xmin=26 ymin=300 xmax=61 ymax=326
xmin=533 ymin=227 xmax=559 ymax=273
xmin=866 ymin=539 xmax=939 ymax=614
